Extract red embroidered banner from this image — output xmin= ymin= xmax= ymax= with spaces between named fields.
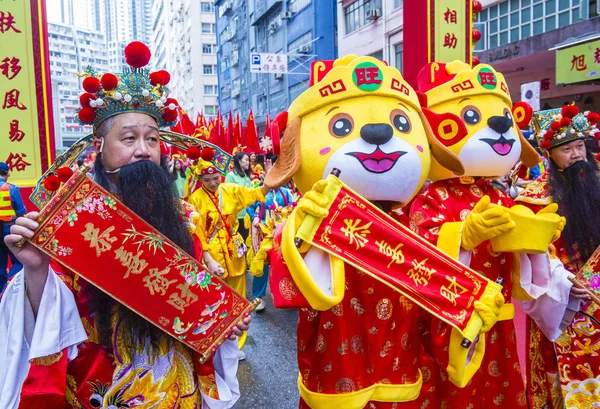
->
xmin=295 ymin=175 xmax=502 ymax=341
xmin=29 ymin=168 xmax=255 ymax=362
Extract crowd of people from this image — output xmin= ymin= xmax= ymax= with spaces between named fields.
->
xmin=0 ymin=42 xmax=599 ymax=409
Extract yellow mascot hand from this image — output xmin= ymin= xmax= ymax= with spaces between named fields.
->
xmin=293 ymin=180 xmax=330 ymax=228
xmin=473 ymin=292 xmax=505 ymax=333
xmin=461 ymin=195 xmax=515 ymax=251
xmin=536 ymin=203 xmax=566 ymax=242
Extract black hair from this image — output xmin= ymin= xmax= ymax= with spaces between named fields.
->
xmin=232 ymin=151 xmax=251 ymax=177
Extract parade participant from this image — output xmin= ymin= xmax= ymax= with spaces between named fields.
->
xmin=169 ymin=155 xmax=187 ymax=199
xmin=247 ymin=186 xmax=295 ymax=311
xmin=516 ymin=106 xmax=600 ymax=409
xmin=190 ymin=159 xmax=268 ymax=353
xmin=0 ymin=162 xmax=27 ymax=291
xmin=410 ymin=61 xmax=562 ymax=408
xmin=225 ymin=152 xmax=254 ymax=242
xmin=263 ymin=55 xmax=507 ymax=409
xmin=0 ymin=41 xmax=249 ymax=409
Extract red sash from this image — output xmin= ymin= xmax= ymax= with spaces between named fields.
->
xmin=18 ymin=349 xmax=68 ymax=409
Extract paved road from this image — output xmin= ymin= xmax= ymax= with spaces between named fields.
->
xmin=235 ymin=277 xmax=300 ymax=409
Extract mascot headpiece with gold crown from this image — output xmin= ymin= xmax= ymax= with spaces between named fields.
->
xmin=417 ymin=61 xmax=539 ymax=181
xmin=265 ymin=55 xmax=464 ymax=207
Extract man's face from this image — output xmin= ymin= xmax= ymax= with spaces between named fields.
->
xmin=202 ymin=173 xmax=221 ymax=193
xmin=549 ymin=139 xmax=587 ymax=170
xmin=94 ymin=112 xmax=161 ymax=171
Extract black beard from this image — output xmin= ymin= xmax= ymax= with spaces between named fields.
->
xmin=548 ymin=151 xmax=600 ymax=262
xmin=89 ymin=155 xmax=194 ymax=359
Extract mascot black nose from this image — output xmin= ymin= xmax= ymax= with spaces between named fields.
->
xmin=360 ymin=124 xmax=393 ymax=146
xmin=488 ymin=116 xmax=512 ymax=134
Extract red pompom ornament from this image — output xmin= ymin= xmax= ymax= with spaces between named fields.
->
xmin=160 ymin=70 xmax=171 ymax=86
xmin=550 ymin=121 xmax=561 ymax=132
xmin=587 ymin=112 xmax=600 ymax=124
xmin=561 ymin=105 xmax=579 ymax=119
xmin=101 ymin=73 xmax=119 ymax=90
xmin=83 ymin=77 xmax=101 ymax=93
xmin=78 ymin=107 xmax=96 ymax=124
xmin=596 ymin=153 xmax=600 ymax=161
xmin=149 ymin=71 xmax=165 ymax=86
xmin=472 ymin=56 xmax=480 ymax=67
xmin=124 ymin=41 xmax=151 ymax=68
xmin=187 ymin=146 xmax=201 ymax=160
xmin=201 ymin=147 xmax=216 ymax=161
xmin=543 ymin=130 xmax=554 ymax=140
xmin=472 ymin=28 xmax=482 ymax=43
xmin=165 ymin=98 xmax=179 ymax=109
xmin=540 ymin=140 xmax=552 ymax=150
xmin=43 ymin=175 xmax=61 ymax=191
xmin=560 ymin=117 xmax=572 ymax=127
xmin=162 ymin=108 xmax=178 ymax=123
xmin=79 ymin=93 xmax=97 ymax=108
xmin=472 ymin=0 xmax=482 ymax=13
xmin=56 ymin=167 xmax=74 ymax=183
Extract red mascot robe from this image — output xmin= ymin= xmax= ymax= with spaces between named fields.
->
xmin=410 ymin=177 xmax=527 ymax=409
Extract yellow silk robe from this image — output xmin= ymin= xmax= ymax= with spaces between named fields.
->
xmin=190 ymin=183 xmax=265 ymax=279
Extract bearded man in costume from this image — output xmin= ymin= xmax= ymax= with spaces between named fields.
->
xmin=0 ymin=42 xmax=249 ymax=409
xmin=516 ymin=106 xmax=600 ymax=409
xmin=409 ymin=61 xmax=565 ymax=408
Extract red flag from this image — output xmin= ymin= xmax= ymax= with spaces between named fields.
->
xmin=173 ymin=109 xmax=197 ymax=136
xmin=244 ymin=110 xmax=260 ymax=153
xmin=224 ymin=111 xmax=234 ymax=154
xmin=233 ymin=112 xmax=242 ymax=152
xmin=262 ymin=114 xmax=271 ymax=153
xmin=197 ymin=112 xmax=205 ymax=129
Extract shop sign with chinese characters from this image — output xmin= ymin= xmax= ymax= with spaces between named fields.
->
xmin=0 ymin=1 xmax=55 ymax=187
xmin=250 ymin=53 xmax=288 ymax=74
xmin=556 ymin=39 xmax=600 ymax=85
xmin=429 ymin=0 xmax=472 ymax=64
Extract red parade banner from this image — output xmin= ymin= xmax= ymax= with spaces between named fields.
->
xmin=27 ymin=168 xmax=256 ymax=362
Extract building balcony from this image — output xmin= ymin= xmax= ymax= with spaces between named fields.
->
xmin=251 ymin=0 xmax=282 ymax=26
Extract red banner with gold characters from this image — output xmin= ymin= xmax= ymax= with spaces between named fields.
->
xmin=0 ymin=0 xmax=55 ymax=187
xmin=295 ymin=175 xmax=502 ymax=341
xmin=28 ymin=168 xmax=256 ymax=362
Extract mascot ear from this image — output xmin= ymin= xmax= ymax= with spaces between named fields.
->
xmin=269 ymin=111 xmax=288 ymax=155
xmin=264 ymin=116 xmax=302 ymax=189
xmin=511 ymin=102 xmax=539 ymax=167
xmin=419 ymin=110 xmax=465 ymax=176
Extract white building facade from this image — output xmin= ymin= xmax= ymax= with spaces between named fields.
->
xmin=152 ymin=0 xmax=219 ymax=118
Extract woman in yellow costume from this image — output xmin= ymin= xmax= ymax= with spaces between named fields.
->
xmin=189 ymin=159 xmax=268 ymax=354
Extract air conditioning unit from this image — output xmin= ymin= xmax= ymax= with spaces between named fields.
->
xmin=268 ymin=21 xmax=279 ymax=31
xmin=281 ymin=11 xmax=293 ymax=19
xmin=297 ymin=45 xmax=311 ymax=53
xmin=274 ymin=72 xmax=283 ymax=80
xmin=366 ymin=8 xmax=382 ymax=20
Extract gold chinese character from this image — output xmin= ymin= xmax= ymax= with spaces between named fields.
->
xmin=341 ymin=219 xmax=372 ymax=250
xmin=168 ymin=283 xmax=199 ymax=313
xmin=440 ymin=276 xmax=469 ymax=307
xmin=114 ymin=246 xmax=149 ymax=278
xmin=143 ymin=266 xmax=177 ymax=296
xmin=82 ymin=223 xmax=116 ymax=257
xmin=375 ymin=240 xmax=405 ymax=268
xmin=407 ymin=258 xmax=436 ymax=287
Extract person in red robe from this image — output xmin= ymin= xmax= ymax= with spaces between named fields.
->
xmin=515 ymin=106 xmax=600 ymax=409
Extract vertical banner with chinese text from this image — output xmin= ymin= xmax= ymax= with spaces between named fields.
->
xmin=403 ymin=0 xmax=473 ymax=88
xmin=0 ymin=0 xmax=55 ymax=187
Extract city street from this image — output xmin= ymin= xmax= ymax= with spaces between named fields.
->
xmin=236 ymin=280 xmax=300 ymax=408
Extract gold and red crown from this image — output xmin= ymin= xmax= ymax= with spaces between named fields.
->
xmin=534 ymin=105 xmax=600 ymax=150
xmin=76 ymin=41 xmax=179 ymax=130
xmin=417 ymin=61 xmax=511 ymax=108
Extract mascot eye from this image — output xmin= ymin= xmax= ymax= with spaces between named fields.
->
xmin=504 ymin=109 xmax=513 ymax=124
xmin=461 ymin=106 xmax=481 ymax=125
xmin=89 ymin=394 xmax=103 ymax=408
xmin=390 ymin=109 xmax=412 ymax=133
xmin=328 ymin=113 xmax=354 ymax=138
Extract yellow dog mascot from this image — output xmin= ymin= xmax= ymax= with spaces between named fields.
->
xmin=262 ymin=56 xmax=506 ymax=409
xmin=409 ymin=61 xmax=566 ymax=408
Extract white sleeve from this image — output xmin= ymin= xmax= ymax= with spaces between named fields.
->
xmin=0 ymin=268 xmax=87 ymax=409
xmin=521 ymin=257 xmax=582 ymax=342
xmin=201 ymin=339 xmax=241 ymax=409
